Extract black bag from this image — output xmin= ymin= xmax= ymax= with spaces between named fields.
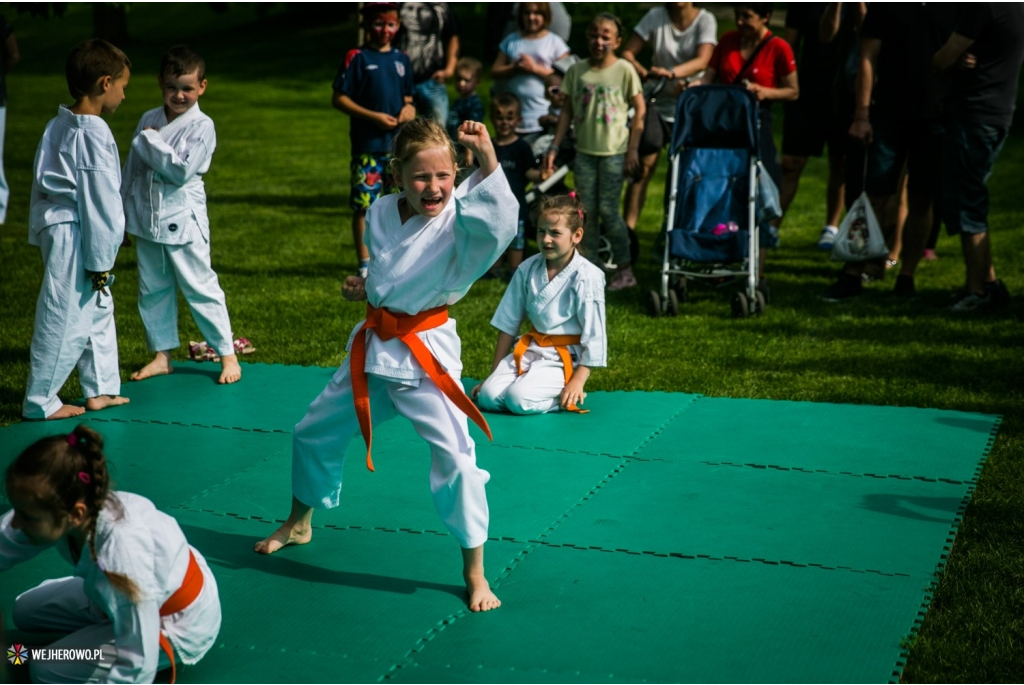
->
xmin=637 ymin=78 xmax=673 ymax=157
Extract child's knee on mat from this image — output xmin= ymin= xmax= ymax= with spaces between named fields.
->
xmin=504 ymin=382 xmax=550 ymax=415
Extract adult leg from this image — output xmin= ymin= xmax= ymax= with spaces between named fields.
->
xmin=779 ymin=154 xmax=809 ymax=217
xmin=255 ymin=363 xmax=397 ymax=554
xmin=623 ymin=150 xmax=661 ymax=230
xmin=825 ymin=141 xmax=846 ymax=229
xmin=23 ymin=223 xmax=94 ymax=419
xmin=597 ymin=154 xmax=635 ymax=290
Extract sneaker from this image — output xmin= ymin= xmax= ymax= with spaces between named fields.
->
xmin=950 ymin=280 xmax=1010 ymax=313
xmin=607 ymin=267 xmax=637 ymax=291
xmin=817 ymin=225 xmax=838 ymax=250
xmin=922 ymin=248 xmax=938 ymax=261
xmin=822 ymin=273 xmax=863 ymax=301
xmin=893 ymin=274 xmax=917 ymax=299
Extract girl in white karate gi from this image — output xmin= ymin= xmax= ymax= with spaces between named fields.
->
xmin=1 ymin=424 xmax=221 ymax=683
xmin=254 ymin=117 xmax=517 ymax=613
xmin=474 ymin=193 xmax=607 ymax=414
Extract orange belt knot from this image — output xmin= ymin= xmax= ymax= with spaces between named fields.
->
xmin=513 ymin=327 xmax=589 ymax=413
xmin=350 ymin=303 xmax=492 ymax=471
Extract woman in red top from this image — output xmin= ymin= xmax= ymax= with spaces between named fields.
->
xmin=695 ymin=3 xmax=799 ymax=195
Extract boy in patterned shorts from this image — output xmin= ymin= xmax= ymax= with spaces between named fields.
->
xmin=332 ymin=1 xmax=415 ymax=277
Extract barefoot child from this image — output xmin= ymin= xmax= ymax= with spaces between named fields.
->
xmin=122 ymin=45 xmax=242 ymax=385
xmin=23 ymin=39 xmax=132 ymax=420
xmin=254 ymin=117 xmax=517 ymax=613
xmin=1 ymin=425 xmax=222 ymax=682
xmin=475 ymin=193 xmax=606 ymax=414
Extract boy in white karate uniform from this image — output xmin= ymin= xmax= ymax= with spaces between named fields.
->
xmin=23 ymin=39 xmax=132 ymax=420
xmin=122 ymin=45 xmax=241 ymax=385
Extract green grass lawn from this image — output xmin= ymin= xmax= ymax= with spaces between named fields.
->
xmin=0 ymin=4 xmax=1022 ymax=681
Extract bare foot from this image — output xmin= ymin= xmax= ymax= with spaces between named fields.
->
xmin=218 ymin=354 xmax=241 ymax=385
xmin=45 ymin=403 xmax=86 ymax=420
xmin=85 ymin=395 xmax=130 ymax=411
xmin=131 ymin=352 xmax=173 ymax=381
xmin=465 ymin=575 xmax=501 ymax=612
xmin=254 ymin=520 xmax=312 ymax=555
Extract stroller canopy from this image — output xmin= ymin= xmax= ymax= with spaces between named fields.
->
xmin=671 ymin=84 xmax=759 ymax=154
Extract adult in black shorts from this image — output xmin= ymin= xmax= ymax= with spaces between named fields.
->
xmin=823 ymin=3 xmax=954 ymax=302
xmin=779 ymin=2 xmax=863 ymax=250
xmin=933 ymin=3 xmax=1024 ymax=313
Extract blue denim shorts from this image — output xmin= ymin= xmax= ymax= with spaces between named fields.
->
xmin=941 ymin=118 xmax=1008 ymax=235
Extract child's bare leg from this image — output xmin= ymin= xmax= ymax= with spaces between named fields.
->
xmin=84 ymin=395 xmax=130 ymax=411
xmin=131 ymin=350 xmax=173 ymax=381
xmin=353 ymin=211 xmax=369 ymax=262
xmin=218 ymin=353 xmax=241 ymax=385
xmin=462 ymin=545 xmax=500 ymax=612
xmin=254 ymin=496 xmax=314 ymax=554
xmin=45 ymin=403 xmax=86 ymax=420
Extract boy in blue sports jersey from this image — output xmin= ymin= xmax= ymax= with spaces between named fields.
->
xmin=333 ymin=1 xmax=415 ymax=278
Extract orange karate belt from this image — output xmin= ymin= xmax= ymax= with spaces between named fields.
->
xmin=350 ymin=303 xmax=492 ymax=471
xmin=513 ymin=327 xmax=589 ymax=413
xmin=158 ymin=550 xmax=203 ymax=684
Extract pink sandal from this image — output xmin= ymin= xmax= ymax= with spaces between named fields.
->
xmin=189 ymin=338 xmax=256 ymax=362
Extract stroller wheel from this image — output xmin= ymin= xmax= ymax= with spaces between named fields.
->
xmin=649 ymin=290 xmax=662 ymax=318
xmin=666 ymin=289 xmax=679 ymax=316
xmin=754 ymin=289 xmax=767 ymax=315
xmin=731 ymin=291 xmax=750 ymax=318
xmin=757 ymin=280 xmax=772 ymax=305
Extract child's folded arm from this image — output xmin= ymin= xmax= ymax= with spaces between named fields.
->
xmin=132 ymin=125 xmax=214 ymax=187
xmin=578 ymin=293 xmax=607 ymax=369
xmin=78 ymin=167 xmax=125 ymax=273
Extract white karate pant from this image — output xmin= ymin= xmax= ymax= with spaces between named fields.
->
xmin=292 ymin=360 xmax=491 ymax=549
xmin=23 ymin=222 xmax=121 ymax=419
xmin=0 ymin=106 xmax=8 ymax=223
xmin=477 ymin=351 xmax=566 ymax=415
xmin=13 ymin=577 xmax=172 ymax=683
xmin=135 ymin=235 xmax=233 ymax=356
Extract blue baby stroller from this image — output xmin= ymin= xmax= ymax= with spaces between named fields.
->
xmin=650 ymin=85 xmax=777 ymax=317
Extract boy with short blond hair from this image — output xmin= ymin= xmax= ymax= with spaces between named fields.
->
xmin=23 ymin=38 xmax=132 ymax=420
xmin=333 ymin=1 xmax=415 ymax=278
xmin=122 ymin=44 xmax=242 ymax=385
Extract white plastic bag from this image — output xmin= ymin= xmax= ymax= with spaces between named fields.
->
xmin=831 ymin=192 xmax=888 ymax=262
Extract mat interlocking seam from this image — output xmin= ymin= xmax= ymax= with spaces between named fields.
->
xmin=379 ymin=459 xmax=637 ymax=681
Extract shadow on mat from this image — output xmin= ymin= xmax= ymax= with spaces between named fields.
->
xmin=934 ymin=416 xmax=998 ymax=434
xmin=166 ymin=366 xmax=226 ymax=383
xmin=859 ymin=495 xmax=963 ymax=524
xmin=180 ymin=524 xmax=465 ymax=601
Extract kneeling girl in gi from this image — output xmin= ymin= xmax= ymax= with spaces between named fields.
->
xmin=1 ymin=424 xmax=222 ymax=683
xmin=254 ymin=117 xmax=517 ymax=614
xmin=474 ymin=193 xmax=607 ymax=414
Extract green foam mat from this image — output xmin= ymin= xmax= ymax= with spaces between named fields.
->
xmin=545 ymin=459 xmax=966 ymax=577
xmin=400 ymin=544 xmax=925 ymax=684
xmin=642 ymin=397 xmax=999 ymax=483
xmin=89 ymin=361 xmax=336 ymax=433
xmin=0 ymin=364 xmax=996 ymax=683
xmin=182 ymin=439 xmax=627 ymax=543
xmin=0 ymin=421 xmax=291 ymax=512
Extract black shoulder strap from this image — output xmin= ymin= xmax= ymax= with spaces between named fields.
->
xmin=731 ymin=35 xmax=775 ymax=85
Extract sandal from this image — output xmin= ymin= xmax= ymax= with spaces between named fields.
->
xmin=189 ymin=338 xmax=257 ymax=362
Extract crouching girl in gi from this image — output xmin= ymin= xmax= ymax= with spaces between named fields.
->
xmin=1 ymin=425 xmax=222 ymax=683
xmin=474 ymin=193 xmax=607 ymax=414
xmin=254 ymin=117 xmax=517 ymax=613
